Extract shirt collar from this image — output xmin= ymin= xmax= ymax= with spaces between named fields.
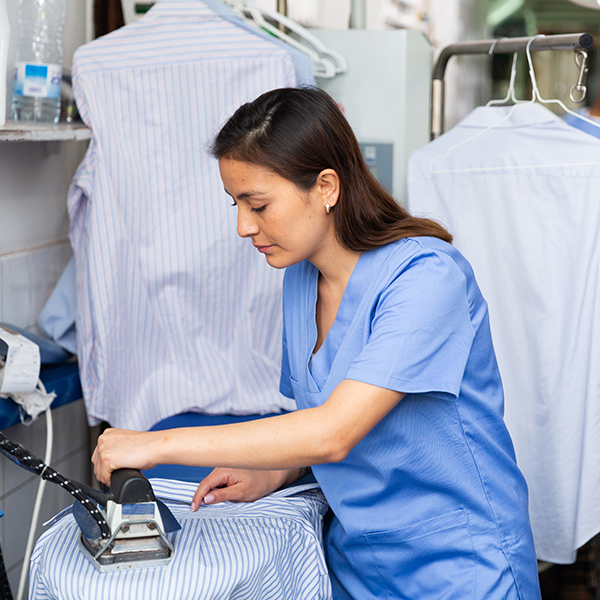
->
xmin=147 ymin=0 xmax=234 ymax=20
xmin=456 ymin=103 xmax=560 ymax=129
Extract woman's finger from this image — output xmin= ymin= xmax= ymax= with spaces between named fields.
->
xmin=192 ymin=469 xmax=238 ymax=510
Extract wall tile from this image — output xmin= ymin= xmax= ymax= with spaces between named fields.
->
xmin=29 ymin=247 xmax=57 ymax=329
xmin=6 ymin=559 xmax=21 ymax=600
xmin=57 ymin=242 xmax=73 ymax=275
xmin=25 ymin=411 xmax=49 ymax=460
xmin=1 ymin=420 xmax=34 ymax=498
xmin=0 ymin=241 xmax=73 ymax=330
xmin=2 ymin=478 xmax=35 ymax=571
xmin=0 ymin=253 xmax=30 ymax=329
xmin=53 ymin=400 xmax=89 ymax=464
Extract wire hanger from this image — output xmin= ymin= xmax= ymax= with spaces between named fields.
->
xmin=429 ymin=38 xmax=534 ymax=172
xmin=523 ymin=34 xmax=600 ymax=133
xmin=429 ymin=34 xmax=600 ymax=174
xmin=255 ymin=5 xmax=347 ymax=75
xmin=429 ymin=48 xmax=524 ymax=174
xmin=223 ymin=1 xmax=346 ymax=79
xmin=486 ymin=52 xmax=532 ymax=107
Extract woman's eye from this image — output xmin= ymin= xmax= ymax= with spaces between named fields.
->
xmin=250 ymin=205 xmax=266 ymax=213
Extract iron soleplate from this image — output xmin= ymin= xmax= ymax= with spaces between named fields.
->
xmin=78 ymin=532 xmax=173 ymax=573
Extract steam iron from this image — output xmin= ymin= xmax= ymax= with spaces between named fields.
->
xmin=0 ymin=433 xmax=180 ymax=573
xmin=75 ymin=468 xmax=180 ymax=572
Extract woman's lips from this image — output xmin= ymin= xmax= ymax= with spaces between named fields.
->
xmin=254 ymin=244 xmax=273 ymax=253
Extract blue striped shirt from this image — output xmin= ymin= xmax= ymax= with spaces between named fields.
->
xmin=68 ymin=0 xmax=310 ymax=429
xmin=30 ymin=480 xmax=332 ymax=599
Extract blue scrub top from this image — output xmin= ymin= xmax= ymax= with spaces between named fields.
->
xmin=280 ymin=237 xmax=541 ymax=600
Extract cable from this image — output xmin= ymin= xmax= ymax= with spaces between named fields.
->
xmin=16 ymin=380 xmax=52 ymax=600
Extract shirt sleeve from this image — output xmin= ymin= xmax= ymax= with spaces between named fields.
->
xmin=345 ymin=249 xmax=475 ymax=398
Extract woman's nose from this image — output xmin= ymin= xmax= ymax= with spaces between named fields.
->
xmin=237 ymin=208 xmax=259 ymax=238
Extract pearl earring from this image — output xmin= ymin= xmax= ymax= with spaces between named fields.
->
xmin=325 ymin=202 xmax=331 ymax=214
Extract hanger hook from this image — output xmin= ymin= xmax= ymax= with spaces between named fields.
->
xmin=569 ymin=50 xmax=588 ymax=103
xmin=486 ymin=51 xmax=520 ymax=107
xmin=488 ymin=37 xmax=507 ymax=56
xmin=525 ymin=34 xmax=546 ymax=102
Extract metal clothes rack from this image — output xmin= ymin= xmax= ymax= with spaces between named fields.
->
xmin=431 ymin=32 xmax=595 ymax=139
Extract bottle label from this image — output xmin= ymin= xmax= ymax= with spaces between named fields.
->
xmin=13 ymin=62 xmax=62 ymax=99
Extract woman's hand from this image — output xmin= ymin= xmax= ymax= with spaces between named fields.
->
xmin=92 ymin=428 xmax=160 ymax=485
xmin=191 ymin=468 xmax=298 ymax=511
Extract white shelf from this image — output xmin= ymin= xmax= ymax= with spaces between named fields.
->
xmin=0 ymin=120 xmax=91 ymax=142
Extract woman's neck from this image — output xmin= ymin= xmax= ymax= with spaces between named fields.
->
xmin=310 ymin=244 xmax=361 ymax=293
xmin=311 ymin=246 xmax=361 ymax=354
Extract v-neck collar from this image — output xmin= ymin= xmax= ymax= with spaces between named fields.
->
xmin=305 ymin=243 xmax=397 ymax=392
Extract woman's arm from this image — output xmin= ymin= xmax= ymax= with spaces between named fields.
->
xmin=92 ymin=379 xmax=405 ymax=485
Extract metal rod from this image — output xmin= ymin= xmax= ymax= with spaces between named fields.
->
xmin=350 ymin=0 xmax=366 ymax=29
xmin=433 ymin=33 xmax=593 ymax=81
xmin=277 ymin=0 xmax=287 ymax=32
xmin=431 ymin=33 xmax=595 ymax=139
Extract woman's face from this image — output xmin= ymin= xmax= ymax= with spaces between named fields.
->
xmin=219 ymin=158 xmax=338 ymax=269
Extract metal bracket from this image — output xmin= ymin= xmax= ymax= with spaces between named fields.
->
xmin=569 ymin=49 xmax=588 ymax=103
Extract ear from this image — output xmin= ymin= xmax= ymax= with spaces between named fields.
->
xmin=315 ymin=169 xmax=340 ymax=207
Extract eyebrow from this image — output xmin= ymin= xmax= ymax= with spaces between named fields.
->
xmin=224 ymin=188 xmax=268 ymax=201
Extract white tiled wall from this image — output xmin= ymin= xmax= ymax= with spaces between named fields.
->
xmin=0 ymin=241 xmax=73 ymax=331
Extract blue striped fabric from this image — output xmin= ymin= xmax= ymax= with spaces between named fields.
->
xmin=68 ymin=0 xmax=306 ymax=430
xmin=30 ymin=480 xmax=332 ymax=599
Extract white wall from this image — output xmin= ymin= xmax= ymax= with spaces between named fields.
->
xmin=1 ymin=0 xmax=89 ymax=328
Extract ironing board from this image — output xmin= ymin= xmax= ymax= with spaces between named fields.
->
xmin=29 ymin=480 xmax=332 ymax=599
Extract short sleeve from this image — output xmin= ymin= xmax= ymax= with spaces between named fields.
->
xmin=279 ymin=319 xmax=294 ymax=399
xmin=345 ymin=250 xmax=475 ymax=397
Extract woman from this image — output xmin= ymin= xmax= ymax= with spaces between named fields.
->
xmin=93 ymin=87 xmax=541 ymax=599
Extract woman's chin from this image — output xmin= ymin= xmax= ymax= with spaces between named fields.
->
xmin=264 ymin=253 xmax=299 ymax=270
xmin=264 ymin=255 xmax=286 ymax=269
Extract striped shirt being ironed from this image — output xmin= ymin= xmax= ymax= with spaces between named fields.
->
xmin=30 ymin=480 xmax=332 ymax=599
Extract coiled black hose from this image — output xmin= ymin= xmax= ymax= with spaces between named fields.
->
xmin=0 ymin=433 xmax=111 ymax=540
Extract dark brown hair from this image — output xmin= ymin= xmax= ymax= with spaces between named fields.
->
xmin=211 ymin=86 xmax=452 ymax=250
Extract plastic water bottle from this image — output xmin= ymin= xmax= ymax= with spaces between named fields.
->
xmin=11 ymin=0 xmax=66 ymax=124
xmin=0 ymin=0 xmax=10 ymax=127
